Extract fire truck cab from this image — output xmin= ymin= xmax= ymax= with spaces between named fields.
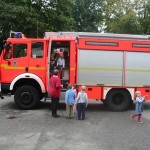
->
xmin=0 ymin=31 xmax=150 ymax=111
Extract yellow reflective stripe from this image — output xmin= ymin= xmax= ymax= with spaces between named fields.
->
xmin=78 ymin=82 xmax=147 ymax=87
xmin=79 ymin=67 xmax=122 ymax=71
xmin=70 ymin=67 xmax=75 ymax=71
xmin=79 ymin=67 xmax=150 ymax=73
xmin=78 ymin=82 xmax=121 ymax=85
xmin=29 ymin=67 xmax=46 ymax=70
xmin=127 ymin=69 xmax=150 ymax=72
xmin=5 ymin=67 xmax=25 ymax=70
xmin=1 ymin=64 xmax=7 ymax=67
xmin=1 ymin=64 xmax=9 ymax=68
xmin=1 ymin=64 xmax=46 ymax=71
xmin=0 ymin=64 xmax=25 ymax=70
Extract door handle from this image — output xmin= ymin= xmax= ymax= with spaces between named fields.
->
xmin=8 ymin=61 xmax=11 ymax=65
xmin=36 ymin=63 xmax=40 ymax=67
xmin=36 ymin=64 xmax=40 ymax=67
xmin=25 ymin=67 xmax=28 ymax=72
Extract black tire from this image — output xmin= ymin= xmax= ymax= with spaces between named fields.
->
xmin=101 ymin=100 xmax=106 ymax=105
xmin=39 ymin=93 xmax=44 ymax=100
xmin=105 ymin=89 xmax=131 ymax=111
xmin=14 ymin=85 xmax=40 ymax=109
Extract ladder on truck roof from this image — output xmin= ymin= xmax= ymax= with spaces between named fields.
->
xmin=45 ymin=32 xmax=150 ymax=40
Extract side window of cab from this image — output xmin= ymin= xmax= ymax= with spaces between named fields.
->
xmin=31 ymin=42 xmax=44 ymax=58
xmin=4 ymin=43 xmax=27 ymax=59
xmin=13 ymin=44 xmax=27 ymax=58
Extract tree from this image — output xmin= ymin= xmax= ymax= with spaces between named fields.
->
xmin=43 ymin=0 xmax=75 ymax=31
xmin=1 ymin=0 xmax=149 ymax=36
xmin=0 ymin=0 xmax=75 ymax=37
xmin=136 ymin=0 xmax=150 ymax=34
xmin=73 ymin=0 xmax=103 ymax=32
xmin=0 ymin=0 xmax=48 ymax=37
xmin=105 ymin=10 xmax=140 ymax=34
xmin=104 ymin=0 xmax=150 ymax=34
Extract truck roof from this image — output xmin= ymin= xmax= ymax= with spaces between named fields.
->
xmin=45 ymin=32 xmax=150 ymax=40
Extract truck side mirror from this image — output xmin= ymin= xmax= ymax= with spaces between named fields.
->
xmin=3 ymin=45 xmax=6 ymax=49
xmin=4 ymin=42 xmax=13 ymax=59
xmin=6 ymin=43 xmax=12 ymax=52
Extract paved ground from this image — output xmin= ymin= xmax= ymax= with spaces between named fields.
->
xmin=0 ymin=97 xmax=150 ymax=150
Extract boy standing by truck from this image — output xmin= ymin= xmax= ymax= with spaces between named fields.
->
xmin=49 ymin=69 xmax=62 ymax=118
xmin=65 ymin=84 xmax=76 ymax=118
xmin=75 ymin=86 xmax=88 ymax=120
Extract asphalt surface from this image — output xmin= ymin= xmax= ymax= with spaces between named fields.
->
xmin=0 ymin=97 xmax=150 ymax=150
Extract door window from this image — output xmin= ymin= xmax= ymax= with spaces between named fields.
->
xmin=13 ymin=44 xmax=27 ymax=58
xmin=31 ymin=42 xmax=44 ymax=58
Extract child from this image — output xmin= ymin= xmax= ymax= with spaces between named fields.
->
xmin=75 ymin=86 xmax=88 ymax=120
xmin=57 ymin=54 xmax=65 ymax=69
xmin=65 ymin=84 xmax=76 ymax=118
xmin=131 ymin=91 xmax=147 ymax=123
xmin=72 ymin=84 xmax=78 ymax=113
xmin=72 ymin=84 xmax=78 ymax=97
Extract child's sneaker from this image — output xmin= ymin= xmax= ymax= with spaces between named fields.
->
xmin=138 ymin=121 xmax=143 ymax=124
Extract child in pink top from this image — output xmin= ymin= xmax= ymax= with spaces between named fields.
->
xmin=72 ymin=84 xmax=78 ymax=113
xmin=72 ymin=84 xmax=77 ymax=97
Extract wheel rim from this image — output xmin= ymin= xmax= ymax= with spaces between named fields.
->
xmin=112 ymin=93 xmax=124 ymax=105
xmin=20 ymin=92 xmax=33 ymax=105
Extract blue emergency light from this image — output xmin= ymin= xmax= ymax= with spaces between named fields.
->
xmin=14 ymin=33 xmax=22 ymax=38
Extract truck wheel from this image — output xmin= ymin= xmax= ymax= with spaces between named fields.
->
xmin=14 ymin=85 xmax=39 ymax=109
xmin=106 ymin=89 xmax=131 ymax=111
xmin=39 ymin=93 xmax=44 ymax=100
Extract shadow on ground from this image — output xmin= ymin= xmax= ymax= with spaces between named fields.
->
xmin=39 ymin=101 xmax=109 ymax=112
xmin=1 ymin=98 xmax=150 ymax=113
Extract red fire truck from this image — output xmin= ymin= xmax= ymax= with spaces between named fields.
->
xmin=0 ymin=31 xmax=150 ymax=111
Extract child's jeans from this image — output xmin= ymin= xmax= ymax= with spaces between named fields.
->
xmin=132 ymin=114 xmax=142 ymax=122
xmin=66 ymin=104 xmax=74 ymax=118
xmin=77 ymin=103 xmax=86 ymax=120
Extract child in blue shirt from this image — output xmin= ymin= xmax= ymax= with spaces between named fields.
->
xmin=131 ymin=91 xmax=147 ymax=123
xmin=65 ymin=84 xmax=76 ymax=118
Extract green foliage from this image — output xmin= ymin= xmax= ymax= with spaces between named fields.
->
xmin=0 ymin=0 xmax=75 ymax=37
xmin=0 ymin=0 xmax=47 ymax=37
xmin=106 ymin=11 xmax=140 ymax=34
xmin=0 ymin=0 xmax=149 ymax=37
xmin=45 ymin=0 xmax=75 ymax=31
xmin=72 ymin=0 xmax=103 ymax=32
xmin=104 ymin=0 xmax=150 ymax=34
xmin=137 ymin=0 xmax=150 ymax=34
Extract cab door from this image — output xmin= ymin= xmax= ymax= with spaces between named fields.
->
xmin=28 ymin=40 xmax=47 ymax=85
xmin=1 ymin=42 xmax=29 ymax=83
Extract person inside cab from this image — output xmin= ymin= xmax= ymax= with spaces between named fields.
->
xmin=57 ymin=54 xmax=65 ymax=70
xmin=50 ymin=55 xmax=56 ymax=71
xmin=63 ymin=51 xmax=69 ymax=67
